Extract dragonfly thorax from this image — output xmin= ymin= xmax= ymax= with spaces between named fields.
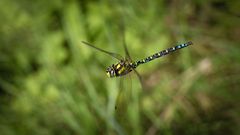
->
xmin=106 ymin=60 xmax=133 ymax=78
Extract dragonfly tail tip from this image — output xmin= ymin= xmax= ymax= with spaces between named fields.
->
xmin=187 ymin=41 xmax=193 ymax=45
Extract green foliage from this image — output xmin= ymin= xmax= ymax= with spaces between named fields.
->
xmin=0 ymin=0 xmax=240 ymax=135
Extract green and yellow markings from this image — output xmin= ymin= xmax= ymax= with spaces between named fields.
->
xmin=106 ymin=72 xmax=111 ymax=77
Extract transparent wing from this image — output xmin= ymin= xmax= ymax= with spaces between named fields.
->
xmin=132 ymin=68 xmax=146 ymax=91
xmin=119 ymin=20 xmax=132 ymax=60
xmin=81 ymin=41 xmax=123 ymax=61
xmin=115 ymin=73 xmax=133 ymax=130
xmin=115 ymin=77 xmax=124 ymax=110
xmin=115 ymin=74 xmax=132 ymax=111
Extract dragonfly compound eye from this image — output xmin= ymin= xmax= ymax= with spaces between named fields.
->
xmin=110 ymin=70 xmax=115 ymax=77
xmin=106 ymin=67 xmax=115 ymax=77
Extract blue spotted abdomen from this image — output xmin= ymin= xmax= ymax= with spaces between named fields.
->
xmin=131 ymin=41 xmax=193 ymax=68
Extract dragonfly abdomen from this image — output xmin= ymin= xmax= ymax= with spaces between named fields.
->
xmin=131 ymin=41 xmax=193 ymax=68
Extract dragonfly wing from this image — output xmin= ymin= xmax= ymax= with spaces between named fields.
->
xmin=115 ymin=77 xmax=123 ymax=110
xmin=123 ymin=37 xmax=131 ymax=60
xmin=115 ymin=73 xmax=132 ymax=110
xmin=81 ymin=41 xmax=123 ymax=60
xmin=133 ymin=68 xmax=146 ymax=91
xmin=115 ymin=73 xmax=133 ymax=131
xmin=119 ymin=20 xmax=132 ymax=60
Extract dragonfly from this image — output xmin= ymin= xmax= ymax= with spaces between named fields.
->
xmin=81 ymin=38 xmax=193 ymax=112
xmin=81 ymin=41 xmax=193 ymax=79
xmin=81 ymin=32 xmax=194 ymax=135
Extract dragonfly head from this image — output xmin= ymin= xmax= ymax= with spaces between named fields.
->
xmin=106 ymin=65 xmax=116 ymax=78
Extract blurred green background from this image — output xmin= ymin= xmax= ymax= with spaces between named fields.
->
xmin=0 ymin=0 xmax=240 ymax=135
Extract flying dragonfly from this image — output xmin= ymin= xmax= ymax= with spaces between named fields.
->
xmin=81 ymin=41 xmax=193 ymax=79
xmin=81 ymin=38 xmax=193 ymax=111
